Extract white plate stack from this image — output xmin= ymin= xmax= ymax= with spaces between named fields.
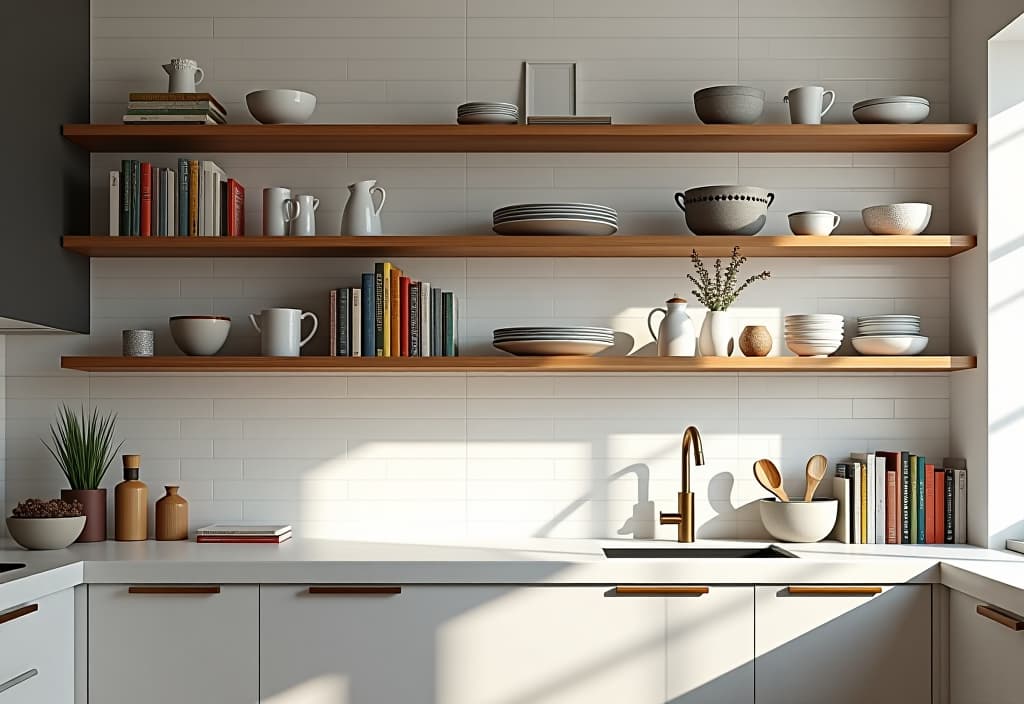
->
xmin=457 ymin=101 xmax=519 ymax=125
xmin=493 ymin=326 xmax=615 ymax=356
xmin=492 ymin=203 xmax=619 ymax=236
xmin=852 ymin=315 xmax=928 ymax=356
xmin=784 ymin=314 xmax=845 ymax=357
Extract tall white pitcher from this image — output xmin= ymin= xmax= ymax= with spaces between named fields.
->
xmin=340 ymin=180 xmax=386 ymax=235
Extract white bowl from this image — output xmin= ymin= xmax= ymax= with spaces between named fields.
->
xmin=759 ymin=498 xmax=838 ymax=543
xmin=246 ymin=89 xmax=317 ymax=124
xmin=785 ymin=314 xmax=844 ymax=322
xmin=852 ymin=335 xmax=928 ymax=356
xmin=786 ymin=340 xmax=842 ymax=357
xmin=853 ymin=98 xmax=930 ymax=124
xmin=788 ymin=210 xmax=840 ymax=236
xmin=169 ymin=316 xmax=231 ymax=356
xmin=6 ymin=516 xmax=86 ymax=550
xmin=862 ymin=203 xmax=932 ymax=236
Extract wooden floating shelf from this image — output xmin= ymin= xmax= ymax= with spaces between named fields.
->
xmin=62 ymin=235 xmax=977 ymax=259
xmin=61 ymin=356 xmax=978 ymax=374
xmin=62 ymin=123 xmax=977 ymax=153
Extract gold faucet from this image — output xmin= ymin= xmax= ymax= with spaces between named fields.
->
xmin=660 ymin=426 xmax=704 ymax=542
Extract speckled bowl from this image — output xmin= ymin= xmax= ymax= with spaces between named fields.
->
xmin=862 ymin=203 xmax=932 ymax=236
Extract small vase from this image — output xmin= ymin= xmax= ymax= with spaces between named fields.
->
xmin=156 ymin=486 xmax=189 ymax=541
xmin=61 ymin=488 xmax=107 ymax=542
xmin=739 ymin=325 xmax=773 ymax=357
xmin=699 ymin=310 xmax=735 ymax=357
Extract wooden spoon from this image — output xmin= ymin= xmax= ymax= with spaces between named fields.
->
xmin=804 ymin=454 xmax=829 ymax=502
xmin=753 ymin=459 xmax=789 ymax=502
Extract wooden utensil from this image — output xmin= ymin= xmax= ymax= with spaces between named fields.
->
xmin=803 ymin=454 xmax=829 ymax=502
xmin=753 ymin=459 xmax=789 ymax=502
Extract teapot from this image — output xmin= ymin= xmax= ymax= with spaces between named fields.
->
xmin=163 ymin=58 xmax=205 ymax=93
xmin=648 ymin=296 xmax=697 ymax=357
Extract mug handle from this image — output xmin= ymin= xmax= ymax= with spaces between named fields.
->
xmin=312 ymin=197 xmax=320 ymax=212
xmin=283 ymin=199 xmax=299 ymax=222
xmin=647 ymin=308 xmax=666 ymax=342
xmin=820 ymin=90 xmax=836 ymax=118
xmin=765 ymin=192 xmax=775 ymax=208
xmin=193 ymin=67 xmax=204 ymax=87
xmin=783 ymin=95 xmax=790 ymax=104
xmin=249 ymin=313 xmax=261 ymax=333
xmin=371 ymin=186 xmax=386 ymax=216
xmin=673 ymin=192 xmax=687 ymax=213
xmin=831 ymin=213 xmax=841 ymax=232
xmin=299 ymin=312 xmax=319 ymax=347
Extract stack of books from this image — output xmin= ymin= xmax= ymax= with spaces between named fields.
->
xmin=123 ymin=92 xmax=227 ymax=125
xmin=196 ymin=524 xmax=292 ymax=544
xmin=329 ymin=261 xmax=460 ymax=357
xmin=109 ymin=159 xmax=244 ymax=237
xmin=833 ymin=453 xmax=967 ymax=545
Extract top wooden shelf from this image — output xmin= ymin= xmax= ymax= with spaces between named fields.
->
xmin=61 ymin=123 xmax=977 ymax=153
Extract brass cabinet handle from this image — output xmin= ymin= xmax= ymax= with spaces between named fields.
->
xmin=977 ymin=604 xmax=1024 ymax=631
xmin=0 ymin=669 xmax=38 ymax=695
xmin=308 ymin=586 xmax=402 ymax=596
xmin=615 ymin=586 xmax=710 ymax=596
xmin=787 ymin=586 xmax=883 ymax=596
xmin=0 ymin=604 xmax=38 ymax=626
xmin=128 ymin=586 xmax=221 ymax=595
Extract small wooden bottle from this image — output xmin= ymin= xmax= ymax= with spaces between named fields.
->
xmin=156 ymin=486 xmax=189 ymax=541
xmin=115 ymin=454 xmax=148 ymax=541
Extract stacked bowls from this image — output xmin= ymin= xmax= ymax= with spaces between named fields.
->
xmin=694 ymin=85 xmax=765 ymax=124
xmin=493 ymin=326 xmax=615 ymax=356
xmin=492 ymin=203 xmax=618 ymax=236
xmin=457 ymin=101 xmax=519 ymax=124
xmin=852 ymin=96 xmax=930 ymax=124
xmin=852 ymin=315 xmax=928 ymax=356
xmin=784 ymin=314 xmax=844 ymax=357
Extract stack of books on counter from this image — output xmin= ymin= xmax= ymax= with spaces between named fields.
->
xmin=196 ymin=524 xmax=292 ymax=544
xmin=833 ymin=453 xmax=967 ymax=545
xmin=123 ymin=92 xmax=227 ymax=125
xmin=109 ymin=159 xmax=244 ymax=237
xmin=330 ymin=261 xmax=460 ymax=357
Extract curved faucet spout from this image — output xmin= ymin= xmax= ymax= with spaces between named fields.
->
xmin=660 ymin=425 xmax=704 ymax=543
xmin=681 ymin=425 xmax=705 ymax=494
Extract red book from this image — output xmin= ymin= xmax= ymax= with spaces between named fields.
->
xmin=139 ymin=163 xmax=152 ymax=237
xmin=399 ymin=276 xmax=411 ymax=356
xmin=196 ymin=534 xmax=291 ymax=544
xmin=924 ymin=463 xmax=936 ymax=543
xmin=226 ymin=179 xmax=245 ymax=236
xmin=877 ymin=451 xmax=901 ymax=543
xmin=934 ymin=467 xmax=945 ymax=545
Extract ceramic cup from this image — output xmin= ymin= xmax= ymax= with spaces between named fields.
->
xmin=788 ymin=210 xmax=841 ymax=236
xmin=784 ymin=86 xmax=836 ymax=125
xmin=250 ymin=308 xmax=318 ymax=357
xmin=122 ymin=329 xmax=154 ymax=357
xmin=165 ymin=57 xmax=204 ymax=93
xmin=286 ymin=194 xmax=319 ymax=237
xmin=263 ymin=187 xmax=293 ymax=236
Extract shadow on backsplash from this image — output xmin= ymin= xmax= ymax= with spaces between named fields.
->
xmin=535 ymin=463 xmax=656 ymax=540
xmin=698 ymin=472 xmax=768 ymax=541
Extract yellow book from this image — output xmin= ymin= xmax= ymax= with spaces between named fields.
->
xmin=860 ymin=463 xmax=868 ymax=543
xmin=381 ymin=262 xmax=392 ymax=356
xmin=390 ymin=266 xmax=402 ymax=356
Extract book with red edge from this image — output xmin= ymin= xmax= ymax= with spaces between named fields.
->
xmin=197 ymin=533 xmax=292 ymax=544
xmin=139 ymin=163 xmax=152 ymax=237
xmin=226 ymin=179 xmax=245 ymax=236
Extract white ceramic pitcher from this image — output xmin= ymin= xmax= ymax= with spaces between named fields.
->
xmin=249 ymin=308 xmax=318 ymax=357
xmin=341 ymin=180 xmax=386 ymax=235
xmin=286 ymin=194 xmax=319 ymax=236
xmin=163 ymin=58 xmax=204 ymax=93
xmin=647 ymin=296 xmax=697 ymax=357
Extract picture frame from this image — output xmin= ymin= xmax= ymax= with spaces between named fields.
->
xmin=524 ymin=61 xmax=578 ymax=118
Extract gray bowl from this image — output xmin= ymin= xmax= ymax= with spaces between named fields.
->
xmin=674 ymin=185 xmax=775 ymax=236
xmin=7 ymin=516 xmax=86 ymax=550
xmin=694 ymin=85 xmax=765 ymax=124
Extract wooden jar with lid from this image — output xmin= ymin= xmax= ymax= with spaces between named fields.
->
xmin=115 ymin=454 xmax=148 ymax=541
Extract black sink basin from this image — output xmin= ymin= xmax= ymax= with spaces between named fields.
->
xmin=603 ymin=547 xmax=794 ymax=559
xmin=0 ymin=563 xmax=26 ymax=573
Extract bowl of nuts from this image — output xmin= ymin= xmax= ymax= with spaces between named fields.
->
xmin=7 ymin=498 xmax=87 ymax=550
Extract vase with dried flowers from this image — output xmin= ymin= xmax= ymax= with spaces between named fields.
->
xmin=687 ymin=246 xmax=771 ymax=356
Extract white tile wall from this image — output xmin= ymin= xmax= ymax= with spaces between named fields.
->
xmin=2 ymin=0 xmax=955 ymax=541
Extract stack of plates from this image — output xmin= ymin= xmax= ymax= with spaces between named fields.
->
xmin=852 ymin=315 xmax=928 ymax=356
xmin=785 ymin=314 xmax=844 ymax=357
xmin=492 ymin=202 xmax=619 ymax=236
xmin=457 ymin=101 xmax=519 ymax=125
xmin=493 ymin=326 xmax=615 ymax=356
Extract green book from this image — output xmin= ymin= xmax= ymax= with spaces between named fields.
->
xmin=909 ymin=454 xmax=919 ymax=544
xmin=917 ymin=456 xmax=927 ymax=544
xmin=442 ymin=291 xmax=455 ymax=357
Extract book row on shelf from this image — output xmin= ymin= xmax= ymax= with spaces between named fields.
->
xmin=833 ymin=452 xmax=967 ymax=545
xmin=330 ymin=261 xmax=460 ymax=358
xmin=109 ymin=158 xmax=245 ymax=237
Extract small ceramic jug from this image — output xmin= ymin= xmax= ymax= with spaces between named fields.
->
xmin=286 ymin=194 xmax=319 ymax=236
xmin=647 ymin=297 xmax=697 ymax=357
xmin=250 ymin=308 xmax=318 ymax=357
xmin=341 ymin=180 xmax=386 ymax=235
xmin=163 ymin=58 xmax=204 ymax=93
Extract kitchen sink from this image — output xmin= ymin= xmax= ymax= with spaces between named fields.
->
xmin=603 ymin=547 xmax=794 ymax=559
xmin=0 ymin=563 xmax=26 ymax=573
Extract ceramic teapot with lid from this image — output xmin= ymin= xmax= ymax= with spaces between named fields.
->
xmin=648 ymin=296 xmax=697 ymax=357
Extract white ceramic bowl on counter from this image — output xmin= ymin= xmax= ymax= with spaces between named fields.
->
xmin=862 ymin=203 xmax=932 ymax=236
xmin=6 ymin=516 xmax=86 ymax=550
xmin=169 ymin=316 xmax=231 ymax=356
xmin=246 ymin=89 xmax=317 ymax=124
xmin=759 ymin=498 xmax=838 ymax=543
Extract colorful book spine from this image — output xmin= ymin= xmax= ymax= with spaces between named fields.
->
xmin=874 ymin=456 xmax=886 ymax=544
xmin=338 ymin=288 xmax=350 ymax=357
xmin=421 ymin=282 xmax=431 ymax=358
xmin=351 ymin=287 xmax=362 ymax=357
xmin=916 ymin=456 xmax=927 ymax=544
xmin=885 ymin=467 xmax=898 ymax=544
xmin=390 ymin=267 xmax=402 ymax=356
xmin=832 ymin=465 xmax=851 ymax=544
xmin=188 ymin=159 xmax=200 ymax=237
xmin=925 ymin=463 xmax=936 ymax=544
xmin=859 ymin=462 xmax=868 ymax=544
xmin=130 ymin=160 xmax=141 ymax=236
xmin=900 ymin=451 xmax=911 ymax=544
xmin=443 ymin=291 xmax=455 ymax=357
xmin=410 ymin=281 xmax=421 ymax=356
xmin=226 ymin=179 xmax=245 ymax=236
xmin=109 ymin=170 xmax=120 ymax=236
xmin=140 ymin=163 xmax=152 ymax=237
xmin=432 ymin=288 xmax=442 ymax=356
xmin=361 ymin=273 xmax=376 ymax=357
xmin=120 ymin=160 xmax=131 ymax=235
xmin=157 ymin=169 xmax=166 ymax=236
xmin=177 ymin=159 xmax=189 ymax=236
xmin=381 ymin=262 xmax=392 ymax=356
xmin=909 ymin=454 xmax=919 ymax=544
xmin=933 ymin=466 xmax=945 ymax=545
xmin=850 ymin=462 xmax=861 ymax=544
xmin=375 ymin=263 xmax=387 ymax=356
xmin=399 ymin=276 xmax=411 ymax=357
xmin=944 ymin=468 xmax=955 ymax=543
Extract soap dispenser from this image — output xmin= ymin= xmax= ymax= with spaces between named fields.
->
xmin=115 ymin=454 xmax=148 ymax=541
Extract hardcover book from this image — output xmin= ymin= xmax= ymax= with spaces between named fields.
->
xmin=361 ymin=273 xmax=376 ymax=357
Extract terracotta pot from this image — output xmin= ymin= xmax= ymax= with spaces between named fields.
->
xmin=156 ymin=486 xmax=189 ymax=541
xmin=61 ymin=488 xmax=107 ymax=542
xmin=739 ymin=325 xmax=773 ymax=357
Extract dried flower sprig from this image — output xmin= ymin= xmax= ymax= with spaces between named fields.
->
xmin=687 ymin=246 xmax=771 ymax=311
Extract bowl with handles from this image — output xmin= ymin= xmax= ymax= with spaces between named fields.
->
xmin=674 ymin=185 xmax=775 ymax=236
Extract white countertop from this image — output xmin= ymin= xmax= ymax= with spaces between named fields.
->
xmin=2 ymin=537 xmax=1024 ymax=613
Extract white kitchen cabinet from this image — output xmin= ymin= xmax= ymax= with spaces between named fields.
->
xmin=88 ymin=584 xmax=258 ymax=704
xmin=949 ymin=589 xmax=1024 ymax=704
xmin=754 ymin=585 xmax=931 ymax=704
xmin=0 ymin=588 xmax=74 ymax=703
xmin=261 ymin=584 xmax=678 ymax=704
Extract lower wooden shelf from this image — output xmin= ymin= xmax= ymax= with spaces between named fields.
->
xmin=60 ymin=355 xmax=977 ymax=373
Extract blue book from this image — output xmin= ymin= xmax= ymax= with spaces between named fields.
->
xmin=177 ymin=158 xmax=189 ymax=236
xmin=917 ymin=456 xmax=927 ymax=544
xmin=361 ymin=273 xmax=375 ymax=357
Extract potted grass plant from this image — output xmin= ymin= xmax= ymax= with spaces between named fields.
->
xmin=688 ymin=246 xmax=771 ymax=356
xmin=43 ymin=405 xmax=123 ymax=542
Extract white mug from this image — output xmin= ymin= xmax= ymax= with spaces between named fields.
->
xmin=286 ymin=195 xmax=319 ymax=237
xmin=784 ymin=86 xmax=836 ymax=125
xmin=788 ymin=210 xmax=841 ymax=236
xmin=263 ymin=187 xmax=292 ymax=236
xmin=249 ymin=308 xmax=318 ymax=357
xmin=164 ymin=58 xmax=204 ymax=94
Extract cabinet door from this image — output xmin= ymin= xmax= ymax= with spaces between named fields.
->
xmin=88 ymin=585 xmax=259 ymax=704
xmin=755 ymin=585 xmax=931 ymax=704
xmin=666 ymin=586 xmax=753 ymax=703
xmin=260 ymin=585 xmax=667 ymax=704
xmin=949 ymin=589 xmax=1024 ymax=704
xmin=0 ymin=589 xmax=74 ymax=704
